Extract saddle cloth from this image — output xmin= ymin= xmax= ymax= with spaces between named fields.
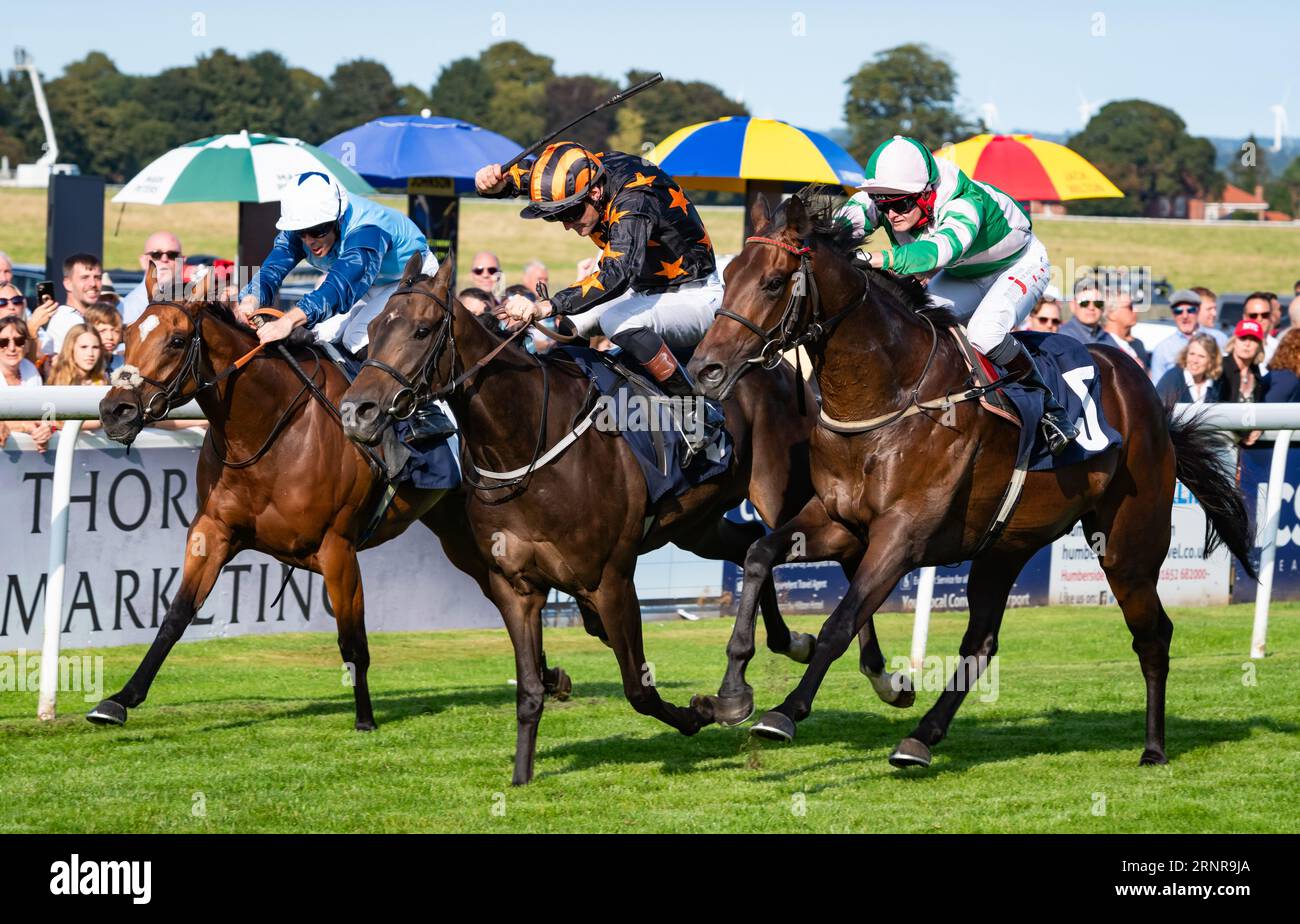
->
xmin=553 ymin=347 xmax=732 ymax=504
xmin=948 ymin=325 xmax=1122 ymax=472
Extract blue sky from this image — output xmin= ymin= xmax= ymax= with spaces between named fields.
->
xmin=7 ymin=0 xmax=1297 ymax=141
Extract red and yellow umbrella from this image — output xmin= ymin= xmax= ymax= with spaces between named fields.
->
xmin=934 ymin=133 xmax=1122 ymax=202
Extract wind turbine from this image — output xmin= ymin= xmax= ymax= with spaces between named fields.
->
xmin=1270 ymin=88 xmax=1290 ymax=153
xmin=1077 ymin=89 xmax=1100 ymax=128
xmin=980 ymin=101 xmax=1000 ymax=133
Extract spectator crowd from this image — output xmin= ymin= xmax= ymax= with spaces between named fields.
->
xmin=1026 ymin=279 xmax=1300 ymax=425
xmin=0 ymin=234 xmax=203 ymax=451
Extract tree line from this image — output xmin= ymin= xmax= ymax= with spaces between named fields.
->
xmin=1 ymin=40 xmax=1296 ymax=217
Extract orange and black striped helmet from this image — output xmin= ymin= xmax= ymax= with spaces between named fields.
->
xmin=520 ymin=142 xmax=605 ymax=220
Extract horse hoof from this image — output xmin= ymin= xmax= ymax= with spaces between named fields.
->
xmin=544 ymin=667 xmax=572 ymax=702
xmin=694 ymin=692 xmax=754 ymax=727
xmin=86 ymin=700 xmax=127 ymax=726
xmin=889 ymin=675 xmax=916 ymax=709
xmin=1139 ymin=749 xmax=1168 ymax=766
xmin=783 ymin=632 xmax=816 ymax=664
xmin=888 ymin=737 xmax=932 ymax=769
xmin=355 ymin=720 xmax=377 ymax=732
xmin=751 ymin=711 xmax=796 ymax=742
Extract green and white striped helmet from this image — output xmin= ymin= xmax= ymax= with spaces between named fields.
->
xmin=859 ymin=135 xmax=939 ymax=195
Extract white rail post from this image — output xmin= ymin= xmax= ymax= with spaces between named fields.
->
xmin=37 ymin=420 xmax=82 ymax=720
xmin=1252 ymin=429 xmax=1291 ymax=660
xmin=910 ymin=566 xmax=936 ymax=672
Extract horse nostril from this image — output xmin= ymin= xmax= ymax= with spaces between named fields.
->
xmin=342 ymin=400 xmax=378 ymax=430
xmin=699 ymin=364 xmax=725 ymax=387
xmin=112 ymin=403 xmax=137 ymax=422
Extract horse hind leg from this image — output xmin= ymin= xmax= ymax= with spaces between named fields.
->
xmin=1083 ymin=500 xmax=1174 ymax=766
xmin=88 ymin=515 xmax=235 ymax=725
xmin=851 ymin=542 xmax=912 ymax=709
xmin=420 ymin=496 xmax=572 ymax=700
xmin=889 ymin=552 xmax=1031 ymax=768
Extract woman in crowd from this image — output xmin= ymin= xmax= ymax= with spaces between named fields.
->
xmin=0 ymin=315 xmax=54 ymax=451
xmin=1155 ymin=333 xmax=1222 ymax=404
xmin=1263 ymin=328 xmax=1300 ymax=402
xmin=48 ymin=323 xmax=107 ymax=386
xmin=1219 ymin=319 xmax=1269 ymax=403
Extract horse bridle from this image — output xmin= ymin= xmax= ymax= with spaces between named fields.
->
xmin=110 ymin=305 xmax=242 ymax=424
xmin=711 ymin=236 xmax=867 ymax=403
xmin=359 ymin=281 xmax=564 ymax=492
xmin=722 ymin=235 xmax=962 ymax=434
xmin=358 ymin=284 xmax=458 ymax=420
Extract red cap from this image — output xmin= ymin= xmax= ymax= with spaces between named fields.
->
xmin=1234 ymin=318 xmax=1265 ymax=342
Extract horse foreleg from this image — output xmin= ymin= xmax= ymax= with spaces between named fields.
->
xmin=88 ymin=514 xmax=234 ymax=725
xmin=751 ymin=515 xmax=914 ymax=742
xmin=693 ymin=496 xmax=861 ymax=728
xmin=677 ymin=517 xmax=814 ymax=663
xmin=486 ymin=573 xmax=549 ymax=786
xmin=319 ymin=533 xmax=374 ymax=731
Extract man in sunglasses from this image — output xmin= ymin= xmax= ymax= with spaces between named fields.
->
xmin=475 ymin=141 xmax=724 ymax=463
xmin=1059 ymin=284 xmax=1117 ymax=346
xmin=1148 ymin=288 xmax=1229 ymax=383
xmin=120 ymin=231 xmax=184 ymax=325
xmin=834 ymin=135 xmax=1076 ymax=454
xmin=236 ymin=171 xmax=437 ymax=354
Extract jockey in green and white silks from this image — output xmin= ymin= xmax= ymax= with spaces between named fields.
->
xmin=834 ymin=135 xmax=1077 ymax=454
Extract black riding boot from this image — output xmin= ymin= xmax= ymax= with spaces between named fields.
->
xmin=985 ymin=334 xmax=1078 ymax=456
xmin=610 ymin=328 xmax=724 ymax=465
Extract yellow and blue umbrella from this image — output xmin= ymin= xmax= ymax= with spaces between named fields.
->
xmin=648 ymin=117 xmax=864 ymax=193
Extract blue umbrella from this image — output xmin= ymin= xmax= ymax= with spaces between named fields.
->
xmin=320 ymin=114 xmax=523 ymax=191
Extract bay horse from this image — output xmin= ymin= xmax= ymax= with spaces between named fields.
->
xmin=88 ymin=264 xmax=513 ymax=731
xmin=687 ymin=192 xmax=1256 ymax=769
xmin=341 ymin=253 xmax=824 ymax=784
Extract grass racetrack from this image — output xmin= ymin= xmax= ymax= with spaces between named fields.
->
xmin=3 ymin=603 xmax=1296 ymax=833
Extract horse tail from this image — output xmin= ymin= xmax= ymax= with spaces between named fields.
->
xmin=1166 ymin=406 xmax=1258 ymax=581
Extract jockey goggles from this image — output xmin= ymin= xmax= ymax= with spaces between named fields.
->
xmin=869 ymin=191 xmax=923 ymax=214
xmin=541 ymin=199 xmax=589 ymax=224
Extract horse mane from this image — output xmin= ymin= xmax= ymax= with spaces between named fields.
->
xmin=774 ymin=185 xmax=962 ymax=330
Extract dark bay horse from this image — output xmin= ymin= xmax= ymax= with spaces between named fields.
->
xmin=89 ymin=265 xmax=503 ymax=731
xmin=341 ymin=253 xmax=821 ymax=784
xmin=688 ymin=193 xmax=1256 ymax=768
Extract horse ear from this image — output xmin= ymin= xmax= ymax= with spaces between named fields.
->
xmin=749 ymin=194 xmax=771 ymax=234
xmin=432 ymin=249 xmax=454 ymax=289
xmin=402 ymin=252 xmax=425 ymax=282
xmin=186 ymin=265 xmax=214 ymax=305
xmin=144 ymin=260 xmax=159 ymax=302
xmin=784 ymin=194 xmax=811 ymax=237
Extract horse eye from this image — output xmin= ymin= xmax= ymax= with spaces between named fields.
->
xmin=765 ymin=276 xmax=786 ymax=293
xmin=413 ymin=326 xmax=432 ymax=340
xmin=168 ymin=336 xmax=186 ymax=349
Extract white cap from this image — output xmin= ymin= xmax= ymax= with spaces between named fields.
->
xmin=277 ymin=172 xmax=348 ymax=231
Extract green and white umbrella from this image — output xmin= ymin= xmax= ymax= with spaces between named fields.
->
xmin=113 ymin=130 xmax=375 ymax=205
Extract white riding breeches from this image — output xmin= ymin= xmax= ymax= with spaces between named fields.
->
xmin=567 ymin=272 xmax=724 ymax=352
xmin=311 ymin=250 xmax=440 ymax=355
xmin=925 ymin=236 xmax=1050 ymax=354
